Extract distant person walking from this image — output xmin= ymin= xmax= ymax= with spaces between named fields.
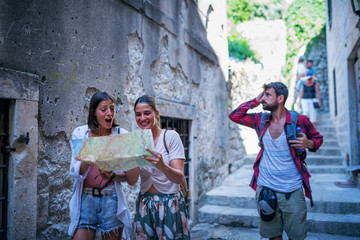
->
xmin=297 ymin=74 xmax=322 ymax=125
xmin=306 ymin=59 xmax=316 ymax=78
xmin=296 ymin=58 xmax=316 ymax=94
xmin=296 ymin=57 xmax=307 ymax=83
xmin=229 ymin=82 xmax=323 ymax=240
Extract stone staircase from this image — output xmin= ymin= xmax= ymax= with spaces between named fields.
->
xmin=192 ymin=114 xmax=360 ymax=239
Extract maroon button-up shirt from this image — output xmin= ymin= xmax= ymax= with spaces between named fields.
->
xmin=229 ymin=98 xmax=323 ymax=200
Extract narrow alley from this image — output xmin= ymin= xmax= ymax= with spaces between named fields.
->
xmin=1 ymin=1 xmax=360 ymax=239
xmin=191 ymin=113 xmax=360 ymax=239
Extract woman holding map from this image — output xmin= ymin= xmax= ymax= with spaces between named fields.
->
xmin=68 ymin=91 xmax=132 ymax=240
xmin=129 ymin=94 xmax=190 ymax=239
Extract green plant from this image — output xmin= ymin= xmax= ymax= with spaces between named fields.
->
xmin=227 ymin=0 xmax=254 ymax=24
xmin=283 ymin=0 xmax=326 ymax=79
xmin=226 ymin=0 xmax=325 ymax=80
xmin=227 ymin=0 xmax=284 ymax=23
xmin=228 ymin=34 xmax=259 ymax=63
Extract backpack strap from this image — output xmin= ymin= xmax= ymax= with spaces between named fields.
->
xmin=286 ymin=110 xmax=299 ymax=141
xmin=287 ymin=110 xmax=313 ymax=206
xmin=287 ymin=111 xmax=307 ymax=157
xmin=163 ymin=130 xmax=169 ymax=153
xmin=259 ymin=113 xmax=270 ymax=136
xmin=259 ymin=111 xmax=300 ymax=150
xmin=258 ymin=112 xmax=270 ymax=147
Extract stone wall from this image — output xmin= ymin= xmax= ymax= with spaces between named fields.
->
xmin=325 ymin=0 xmax=360 ymax=166
xmin=0 ymin=0 xmax=235 ymax=239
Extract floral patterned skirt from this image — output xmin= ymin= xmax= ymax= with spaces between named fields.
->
xmin=134 ymin=191 xmax=190 ymax=240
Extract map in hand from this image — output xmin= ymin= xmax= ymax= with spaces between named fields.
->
xmin=72 ymin=129 xmax=155 ymax=172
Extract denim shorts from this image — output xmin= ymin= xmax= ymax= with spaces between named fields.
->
xmin=77 ymin=186 xmax=124 ymax=233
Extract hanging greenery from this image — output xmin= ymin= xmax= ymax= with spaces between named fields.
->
xmin=283 ymin=0 xmax=326 ymax=80
xmin=228 ymin=34 xmax=259 ymax=63
xmin=227 ymin=0 xmax=284 ymax=63
xmin=227 ymin=0 xmax=283 ymax=24
xmin=227 ymin=0 xmax=254 ymax=24
xmin=227 ymin=0 xmax=325 ymax=80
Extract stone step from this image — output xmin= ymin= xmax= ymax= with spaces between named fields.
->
xmin=317 ymin=121 xmax=334 ymax=127
xmin=316 ymin=120 xmax=334 ymax=126
xmin=205 ymin=186 xmax=360 ymax=215
xmin=191 ymin=223 xmax=360 ymax=240
xmin=198 ymin=205 xmax=360 ymax=237
xmin=317 ymin=113 xmax=331 ymax=119
xmin=205 ymin=167 xmax=360 ymax=215
xmin=305 ymin=155 xmax=345 ymax=165
xmin=306 ymin=165 xmax=347 ymax=174
xmin=317 ymin=132 xmax=338 ymax=140
xmin=321 ymin=139 xmax=340 ymax=148
xmin=307 ymin=212 xmax=360 ymax=236
xmin=315 ymin=125 xmax=336 ymax=133
xmin=307 ymin=146 xmax=341 ymax=156
xmin=243 ymin=155 xmax=257 ymax=165
xmin=316 ymin=114 xmax=333 ymax=123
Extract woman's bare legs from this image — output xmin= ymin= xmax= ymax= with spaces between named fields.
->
xmin=73 ymin=228 xmax=96 ymax=240
xmin=102 ymin=227 xmax=123 ymax=240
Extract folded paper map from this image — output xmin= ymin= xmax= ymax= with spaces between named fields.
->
xmin=72 ymin=129 xmax=155 ymax=172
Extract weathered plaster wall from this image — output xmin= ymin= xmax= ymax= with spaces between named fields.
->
xmin=0 ymin=0 xmax=235 ymax=238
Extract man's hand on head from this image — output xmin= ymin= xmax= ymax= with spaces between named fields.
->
xmin=256 ymin=92 xmax=264 ymax=103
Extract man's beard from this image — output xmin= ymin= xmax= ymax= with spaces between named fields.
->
xmin=263 ymin=102 xmax=278 ymax=112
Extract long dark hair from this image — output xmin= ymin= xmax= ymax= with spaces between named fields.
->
xmin=134 ymin=95 xmax=160 ymax=125
xmin=88 ymin=91 xmax=119 ymax=131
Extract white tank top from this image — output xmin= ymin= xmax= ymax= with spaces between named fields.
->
xmin=257 ymin=128 xmax=302 ymax=192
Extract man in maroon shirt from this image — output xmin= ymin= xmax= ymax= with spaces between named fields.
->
xmin=229 ymin=82 xmax=323 ymax=240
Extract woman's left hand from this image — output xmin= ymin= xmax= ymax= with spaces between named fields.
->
xmin=143 ymin=147 xmax=166 ymax=170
